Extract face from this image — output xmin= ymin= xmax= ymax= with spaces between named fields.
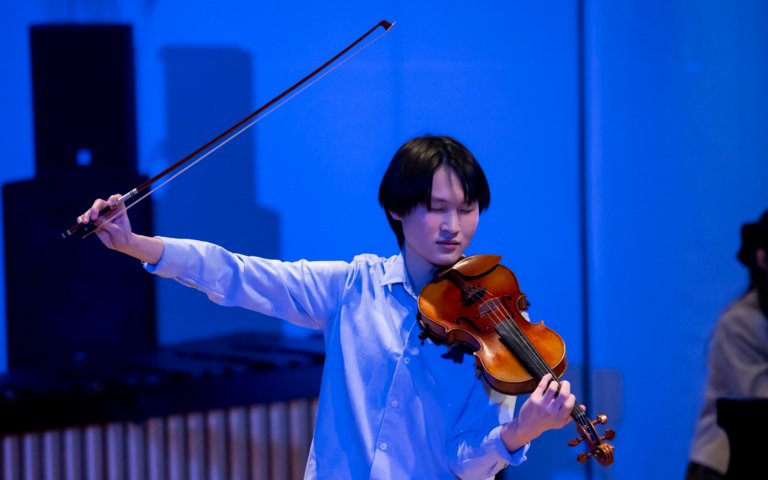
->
xmin=392 ymin=164 xmax=480 ymax=283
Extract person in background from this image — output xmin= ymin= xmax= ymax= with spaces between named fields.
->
xmin=78 ymin=135 xmax=576 ymax=479
xmin=686 ymin=209 xmax=768 ymax=479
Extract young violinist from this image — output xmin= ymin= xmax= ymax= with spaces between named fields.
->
xmin=78 ymin=134 xmax=576 ymax=479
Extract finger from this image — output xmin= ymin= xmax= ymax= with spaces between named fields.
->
xmin=534 ymin=374 xmax=553 ymax=397
xmin=563 ymin=393 xmax=577 ymax=412
xmin=107 ymin=193 xmax=122 ymax=207
xmin=543 ymin=378 xmax=561 ymax=400
xmin=85 ymin=198 xmax=110 ymax=222
xmin=90 ymin=194 xmax=127 ymax=225
xmin=549 ymin=381 xmax=575 ymax=413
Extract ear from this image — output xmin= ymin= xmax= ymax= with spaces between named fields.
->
xmin=757 ymin=248 xmax=768 ymax=272
xmin=389 ymin=210 xmax=403 ymax=221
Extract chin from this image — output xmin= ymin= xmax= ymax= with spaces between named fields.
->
xmin=430 ymin=251 xmax=463 ymax=267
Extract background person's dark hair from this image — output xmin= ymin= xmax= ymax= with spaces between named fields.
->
xmin=736 ymin=209 xmax=768 ymax=317
xmin=378 ymin=135 xmax=491 ymax=249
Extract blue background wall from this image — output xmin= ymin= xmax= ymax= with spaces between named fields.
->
xmin=1 ymin=1 xmax=767 ymax=479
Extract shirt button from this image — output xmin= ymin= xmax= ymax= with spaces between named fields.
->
xmin=391 ymin=399 xmax=399 ymax=408
xmin=379 ymin=442 xmax=388 ymax=451
xmin=403 ymin=357 xmax=411 ymax=364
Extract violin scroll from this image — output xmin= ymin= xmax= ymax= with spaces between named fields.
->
xmin=569 ymin=413 xmax=616 ymax=466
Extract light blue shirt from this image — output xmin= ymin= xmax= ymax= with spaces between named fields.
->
xmin=147 ymin=237 xmax=528 ymax=479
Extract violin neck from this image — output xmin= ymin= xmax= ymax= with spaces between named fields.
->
xmin=496 ymin=319 xmax=602 ymax=446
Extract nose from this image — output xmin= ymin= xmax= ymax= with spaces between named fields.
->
xmin=441 ymin=211 xmax=460 ymax=234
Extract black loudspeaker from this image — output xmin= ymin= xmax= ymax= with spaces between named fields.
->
xmin=30 ymin=24 xmax=137 ymax=175
xmin=3 ymin=175 xmax=156 ymax=370
xmin=2 ymin=24 xmax=155 ymax=370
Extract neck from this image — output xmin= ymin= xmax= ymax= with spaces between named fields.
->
xmin=402 ymin=249 xmax=438 ymax=293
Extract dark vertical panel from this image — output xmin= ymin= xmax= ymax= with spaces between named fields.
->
xmin=30 ymin=25 xmax=137 ymax=175
xmin=4 ymin=24 xmax=156 ymax=370
xmin=576 ymin=1 xmax=595 ymax=478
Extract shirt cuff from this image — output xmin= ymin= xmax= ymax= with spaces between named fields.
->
xmin=489 ymin=425 xmax=529 ymax=466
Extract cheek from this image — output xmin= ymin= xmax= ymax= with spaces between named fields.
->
xmin=462 ymin=214 xmax=479 ymax=238
xmin=402 ymin=215 xmax=430 ymax=241
xmin=406 ymin=213 xmax=440 ymax=236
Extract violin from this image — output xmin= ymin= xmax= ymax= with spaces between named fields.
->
xmin=417 ymin=254 xmax=615 ymax=467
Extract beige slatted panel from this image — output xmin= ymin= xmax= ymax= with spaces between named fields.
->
xmin=0 ymin=398 xmax=318 ymax=480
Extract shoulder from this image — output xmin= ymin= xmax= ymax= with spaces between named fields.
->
xmin=715 ymin=291 xmax=767 ymax=340
xmin=343 ymin=253 xmax=403 ymax=284
xmin=349 ymin=253 xmax=399 ymax=267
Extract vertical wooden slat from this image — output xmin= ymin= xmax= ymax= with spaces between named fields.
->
xmin=125 ymin=421 xmax=145 ymax=480
xmin=268 ymin=402 xmax=288 ymax=480
xmin=105 ymin=422 xmax=125 ymax=480
xmin=287 ymin=399 xmax=310 ymax=480
xmin=146 ymin=418 xmax=165 ymax=480
xmin=84 ymin=425 xmax=104 ymax=480
xmin=185 ymin=412 xmax=205 ymax=480
xmin=22 ymin=432 xmax=42 ymax=480
xmin=248 ymin=404 xmax=269 ymax=480
xmin=310 ymin=397 xmax=319 ymax=430
xmin=42 ymin=430 xmax=62 ymax=480
xmin=206 ymin=409 xmax=227 ymax=480
xmin=166 ymin=414 xmax=186 ymax=480
xmin=227 ymin=407 xmax=248 ymax=480
xmin=63 ymin=428 xmax=83 ymax=480
xmin=3 ymin=435 xmax=21 ymax=480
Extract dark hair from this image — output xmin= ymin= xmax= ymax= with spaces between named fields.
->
xmin=737 ymin=210 xmax=768 ymax=286
xmin=378 ymin=135 xmax=491 ymax=248
xmin=736 ymin=209 xmax=768 ymax=316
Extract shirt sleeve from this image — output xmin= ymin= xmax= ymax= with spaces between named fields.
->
xmin=144 ymin=236 xmax=351 ymax=330
xmin=448 ymin=379 xmax=529 ymax=479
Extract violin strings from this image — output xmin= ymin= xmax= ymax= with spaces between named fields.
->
xmin=481 ymin=288 xmax=598 ymax=438
xmin=479 ymin=294 xmax=557 ymax=378
xmin=492 ymin=309 xmax=597 ymax=437
xmin=489 ymin=305 xmax=558 ymax=380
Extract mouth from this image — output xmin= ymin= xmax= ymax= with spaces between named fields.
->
xmin=436 ymin=240 xmax=461 ymax=251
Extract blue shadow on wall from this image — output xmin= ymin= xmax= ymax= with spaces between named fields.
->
xmin=154 ymin=46 xmax=286 ymax=343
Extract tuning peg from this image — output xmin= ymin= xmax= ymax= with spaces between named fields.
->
xmin=576 ymin=442 xmax=616 ymax=466
xmin=593 ymin=413 xmax=608 ymax=425
xmin=568 ymin=435 xmax=584 ymax=447
xmin=569 ymin=414 xmax=616 ymax=446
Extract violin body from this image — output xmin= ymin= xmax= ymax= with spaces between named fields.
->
xmin=418 ymin=254 xmax=567 ymax=394
xmin=417 ymin=254 xmax=615 ymax=467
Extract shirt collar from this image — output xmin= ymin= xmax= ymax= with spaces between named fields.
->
xmin=380 ymin=252 xmax=419 ymax=298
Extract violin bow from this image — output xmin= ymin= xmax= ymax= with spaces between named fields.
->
xmin=62 ymin=19 xmax=395 ymax=239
